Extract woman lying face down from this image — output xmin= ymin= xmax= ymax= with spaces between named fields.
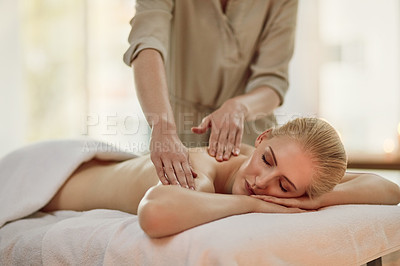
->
xmin=42 ymin=118 xmax=400 ymax=238
xmin=230 ymin=117 xmax=346 ymax=199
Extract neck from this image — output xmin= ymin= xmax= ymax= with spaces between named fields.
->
xmin=213 ymin=154 xmax=247 ymax=194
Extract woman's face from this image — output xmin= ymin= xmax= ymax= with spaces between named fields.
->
xmin=231 ymin=135 xmax=314 ymax=198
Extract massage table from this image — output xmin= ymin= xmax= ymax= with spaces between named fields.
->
xmin=1 ymin=140 xmax=399 ymax=265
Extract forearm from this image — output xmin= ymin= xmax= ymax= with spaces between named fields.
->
xmin=138 ymin=185 xmax=255 ymax=238
xmin=231 ymin=86 xmax=280 ymax=121
xmin=132 ymin=49 xmax=176 ymax=130
xmin=319 ymin=173 xmax=400 ymax=207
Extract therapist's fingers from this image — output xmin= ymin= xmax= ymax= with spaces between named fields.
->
xmin=233 ymin=126 xmax=243 ymax=156
xmin=223 ymin=128 xmax=237 ymax=160
xmin=215 ymin=128 xmax=229 ymax=162
xmin=162 ymin=160 xmax=180 ymax=186
xmin=191 ymin=116 xmax=211 ymax=134
xmin=181 ymin=161 xmax=196 ymax=190
xmin=151 ymin=157 xmax=170 ymax=185
xmin=172 ymin=161 xmax=189 ymax=188
xmin=208 ymin=127 xmax=220 ymax=157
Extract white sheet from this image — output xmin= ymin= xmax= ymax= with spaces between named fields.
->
xmin=0 ymin=139 xmax=136 ymax=227
xmin=1 ymin=205 xmax=400 ymax=265
xmin=0 ymin=140 xmax=400 ymax=265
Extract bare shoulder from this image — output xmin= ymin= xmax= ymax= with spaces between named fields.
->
xmin=239 ymin=143 xmax=255 ymax=156
xmin=187 ymin=146 xmax=217 ymax=193
xmin=194 ymin=171 xmax=216 ymax=193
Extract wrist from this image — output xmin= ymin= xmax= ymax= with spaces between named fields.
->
xmin=317 ymin=191 xmax=337 ymax=208
xmin=151 ymin=115 xmax=177 ymax=133
xmin=241 ymin=195 xmax=260 ymax=213
xmin=226 ymin=98 xmax=249 ymax=119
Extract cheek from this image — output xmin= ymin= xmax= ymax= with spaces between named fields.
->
xmin=245 ymin=156 xmax=262 ymax=173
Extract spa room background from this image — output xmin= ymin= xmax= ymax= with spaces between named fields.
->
xmin=1 ymin=0 xmax=399 ymax=187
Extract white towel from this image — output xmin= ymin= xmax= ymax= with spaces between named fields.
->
xmin=1 ymin=205 xmax=400 ymax=265
xmin=0 ymin=139 xmax=136 ymax=228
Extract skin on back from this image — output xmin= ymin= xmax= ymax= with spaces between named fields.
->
xmin=42 ymin=144 xmax=255 ymax=215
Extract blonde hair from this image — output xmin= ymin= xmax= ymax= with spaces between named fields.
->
xmin=269 ymin=117 xmax=347 ymax=199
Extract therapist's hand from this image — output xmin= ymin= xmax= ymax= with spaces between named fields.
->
xmin=150 ymin=126 xmax=197 ymax=190
xmin=191 ymin=99 xmax=248 ymax=162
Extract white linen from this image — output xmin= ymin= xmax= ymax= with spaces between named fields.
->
xmin=0 ymin=140 xmax=399 ymax=265
xmin=0 ymin=139 xmax=136 ymax=228
xmin=1 ymin=206 xmax=400 ymax=265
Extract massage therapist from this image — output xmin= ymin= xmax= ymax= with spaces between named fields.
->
xmin=123 ymin=0 xmax=298 ymax=190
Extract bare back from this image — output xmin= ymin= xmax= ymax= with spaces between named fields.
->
xmin=42 ymin=145 xmax=254 ymax=215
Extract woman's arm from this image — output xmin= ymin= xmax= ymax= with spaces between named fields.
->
xmin=318 ymin=172 xmax=400 ymax=207
xmin=251 ymin=172 xmax=400 ymax=210
xmin=138 ymin=178 xmax=305 ymax=238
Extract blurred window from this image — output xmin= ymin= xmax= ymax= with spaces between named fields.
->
xmin=21 ymin=0 xmax=149 ymax=154
xmin=318 ymin=0 xmax=400 ymax=157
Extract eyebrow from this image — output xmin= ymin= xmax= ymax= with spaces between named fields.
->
xmin=268 ymin=146 xmax=297 ymax=191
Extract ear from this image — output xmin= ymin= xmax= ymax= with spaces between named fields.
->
xmin=255 ymin=129 xmax=272 ymax=147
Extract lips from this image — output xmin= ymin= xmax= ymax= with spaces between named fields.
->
xmin=245 ymin=180 xmax=255 ymax=195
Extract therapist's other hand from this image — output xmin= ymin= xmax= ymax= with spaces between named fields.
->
xmin=150 ymin=127 xmax=197 ymax=190
xmin=191 ymin=99 xmax=247 ymax=162
xmin=250 ymin=195 xmax=321 ymax=210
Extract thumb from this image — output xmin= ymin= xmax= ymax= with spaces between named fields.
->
xmin=191 ymin=116 xmax=211 ymax=134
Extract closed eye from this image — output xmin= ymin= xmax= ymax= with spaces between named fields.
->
xmin=261 ymin=154 xmax=271 ymax=166
xmin=279 ymin=181 xmax=288 ymax=192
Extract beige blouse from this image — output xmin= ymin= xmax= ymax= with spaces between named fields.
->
xmin=124 ymin=0 xmax=298 ymax=147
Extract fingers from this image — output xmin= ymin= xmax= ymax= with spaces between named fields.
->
xmin=207 ymin=116 xmax=243 ymax=161
xmin=182 ymin=161 xmax=196 ymax=190
xmin=208 ymin=129 xmax=219 ymax=157
xmin=152 ymin=154 xmax=196 ymax=190
xmin=223 ymin=126 xmax=239 ymax=160
xmin=209 ymin=126 xmax=239 ymax=162
xmin=251 ymin=195 xmax=296 ymax=208
xmin=191 ymin=116 xmax=211 ymax=134
xmin=162 ymin=161 xmax=180 ymax=186
xmin=152 ymin=157 xmax=170 ymax=185
xmin=150 ymin=130 xmax=196 ymax=189
xmin=172 ymin=161 xmax=191 ymax=188
xmin=252 ymin=195 xmax=319 ymax=210
xmin=215 ymin=129 xmax=228 ymax=162
xmin=233 ymin=126 xmax=242 ymax=156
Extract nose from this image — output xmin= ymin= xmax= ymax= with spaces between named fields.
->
xmin=254 ymin=174 xmax=273 ymax=189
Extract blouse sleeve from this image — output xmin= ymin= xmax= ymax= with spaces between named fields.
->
xmin=123 ymin=0 xmax=174 ymax=66
xmin=245 ymin=0 xmax=298 ymax=106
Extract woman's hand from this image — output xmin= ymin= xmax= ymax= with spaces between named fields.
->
xmin=150 ymin=126 xmax=197 ymax=189
xmin=191 ymin=99 xmax=247 ymax=162
xmin=249 ymin=196 xmax=307 ymax=213
xmin=250 ymin=195 xmax=322 ymax=210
